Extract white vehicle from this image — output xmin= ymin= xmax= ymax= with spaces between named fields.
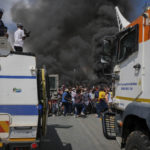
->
xmin=102 ymin=6 xmax=150 ymax=150
xmin=0 ymin=37 xmax=49 ymax=150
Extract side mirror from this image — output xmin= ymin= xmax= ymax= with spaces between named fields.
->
xmin=113 ymin=65 xmax=120 ymax=73
xmin=112 ymin=73 xmax=120 ymax=80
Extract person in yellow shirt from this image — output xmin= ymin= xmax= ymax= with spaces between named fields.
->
xmin=97 ymin=87 xmax=109 ymax=118
xmin=102 ymin=87 xmax=109 ymax=111
xmin=95 ymin=87 xmax=105 ymax=118
xmin=98 ymin=90 xmax=106 ymax=101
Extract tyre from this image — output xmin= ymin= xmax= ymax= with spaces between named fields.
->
xmin=126 ymin=131 xmax=150 ymax=150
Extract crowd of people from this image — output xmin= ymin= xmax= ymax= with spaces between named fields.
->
xmin=49 ymin=86 xmax=112 ymax=118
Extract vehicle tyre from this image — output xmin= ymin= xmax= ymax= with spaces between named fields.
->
xmin=126 ymin=131 xmax=150 ymax=150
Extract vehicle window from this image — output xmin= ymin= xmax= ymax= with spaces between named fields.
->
xmin=118 ymin=25 xmax=138 ymax=62
xmin=49 ymin=77 xmax=56 ymax=89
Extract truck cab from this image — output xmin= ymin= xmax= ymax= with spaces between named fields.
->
xmin=102 ymin=7 xmax=150 ymax=150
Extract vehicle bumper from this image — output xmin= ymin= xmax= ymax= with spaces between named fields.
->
xmin=0 ymin=139 xmax=40 ymax=150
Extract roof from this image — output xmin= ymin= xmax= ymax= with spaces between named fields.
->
xmin=10 ymin=51 xmax=35 ymax=57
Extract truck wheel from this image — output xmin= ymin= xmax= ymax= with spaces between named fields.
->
xmin=126 ymin=131 xmax=150 ymax=150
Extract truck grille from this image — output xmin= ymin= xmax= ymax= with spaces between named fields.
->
xmin=102 ymin=111 xmax=116 ymax=139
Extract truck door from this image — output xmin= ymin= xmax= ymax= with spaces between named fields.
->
xmin=37 ymin=68 xmax=49 ymax=137
xmin=114 ymin=25 xmax=142 ymax=109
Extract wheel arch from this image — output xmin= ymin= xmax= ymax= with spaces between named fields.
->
xmin=121 ymin=102 xmax=150 ymax=147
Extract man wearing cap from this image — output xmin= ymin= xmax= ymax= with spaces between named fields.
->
xmin=0 ymin=8 xmax=8 ymax=37
xmin=14 ymin=23 xmax=26 ymax=52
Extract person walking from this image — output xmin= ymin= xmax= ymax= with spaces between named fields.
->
xmin=82 ymin=88 xmax=90 ymax=115
xmin=89 ymin=89 xmax=96 ymax=113
xmin=68 ymin=88 xmax=72 ymax=114
xmin=62 ymin=89 xmax=71 ymax=116
xmin=71 ymin=87 xmax=76 ymax=113
xmin=95 ymin=87 xmax=101 ymax=118
xmin=105 ymin=87 xmax=112 ymax=111
xmin=74 ymin=89 xmax=83 ymax=117
xmin=99 ymin=87 xmax=108 ymax=113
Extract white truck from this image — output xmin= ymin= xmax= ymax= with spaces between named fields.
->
xmin=0 ymin=37 xmax=49 ymax=150
xmin=102 ymin=6 xmax=150 ymax=150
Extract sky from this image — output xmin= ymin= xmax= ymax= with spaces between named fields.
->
xmin=0 ymin=0 xmax=148 ymax=85
xmin=0 ymin=0 xmax=31 ymax=30
xmin=0 ymin=0 xmax=147 ymax=32
xmin=1 ymin=0 xmax=146 ymax=52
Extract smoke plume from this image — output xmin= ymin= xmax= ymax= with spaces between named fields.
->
xmin=11 ymin=0 xmax=136 ymax=86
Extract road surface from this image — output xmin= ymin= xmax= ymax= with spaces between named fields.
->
xmin=41 ymin=114 xmax=120 ymax=150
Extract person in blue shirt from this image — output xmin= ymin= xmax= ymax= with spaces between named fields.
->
xmin=62 ymin=88 xmax=71 ymax=116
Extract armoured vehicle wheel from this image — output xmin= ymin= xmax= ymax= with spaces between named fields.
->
xmin=126 ymin=131 xmax=150 ymax=150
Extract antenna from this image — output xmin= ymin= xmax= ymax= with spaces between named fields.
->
xmin=115 ymin=6 xmax=130 ymax=31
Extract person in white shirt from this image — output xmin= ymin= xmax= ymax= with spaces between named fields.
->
xmin=71 ymin=88 xmax=76 ymax=104
xmin=14 ymin=23 xmax=26 ymax=52
xmin=71 ymin=88 xmax=76 ymax=114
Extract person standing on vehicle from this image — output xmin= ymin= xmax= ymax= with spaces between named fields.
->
xmin=14 ymin=23 xmax=26 ymax=52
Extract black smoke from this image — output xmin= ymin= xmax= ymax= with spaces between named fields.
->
xmin=11 ymin=0 xmax=137 ymax=86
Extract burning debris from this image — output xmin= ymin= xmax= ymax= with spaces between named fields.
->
xmin=11 ymin=0 xmax=139 ymax=85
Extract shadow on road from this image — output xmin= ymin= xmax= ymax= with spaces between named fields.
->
xmin=50 ymin=124 xmax=73 ymax=129
xmin=40 ymin=124 xmax=73 ymax=150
